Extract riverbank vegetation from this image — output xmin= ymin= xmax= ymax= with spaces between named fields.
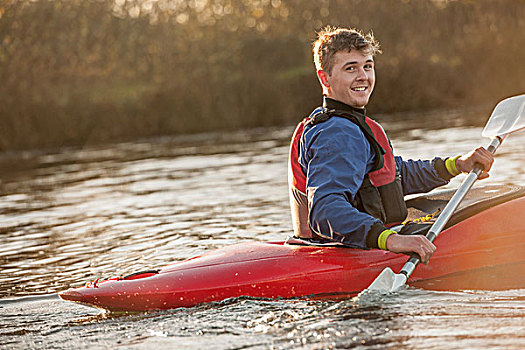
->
xmin=1 ymin=0 xmax=524 ymax=151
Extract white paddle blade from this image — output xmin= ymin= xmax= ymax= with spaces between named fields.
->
xmin=390 ymin=273 xmax=408 ymax=292
xmin=367 ymin=267 xmax=395 ymax=291
xmin=482 ymin=94 xmax=525 ymax=138
xmin=367 ymin=267 xmax=408 ymax=292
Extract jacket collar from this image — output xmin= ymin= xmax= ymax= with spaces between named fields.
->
xmin=323 ymin=97 xmax=366 ymax=116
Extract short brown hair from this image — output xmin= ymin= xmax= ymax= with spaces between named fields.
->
xmin=313 ymin=26 xmax=381 ymax=74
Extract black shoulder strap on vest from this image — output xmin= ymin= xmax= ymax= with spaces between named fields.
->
xmin=309 ymin=109 xmax=385 ymax=171
xmin=308 ymin=110 xmax=331 ymax=125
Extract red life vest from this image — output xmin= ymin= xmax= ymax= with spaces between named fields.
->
xmin=289 ymin=118 xmax=310 ymax=195
xmin=288 ymin=109 xmax=407 ymax=238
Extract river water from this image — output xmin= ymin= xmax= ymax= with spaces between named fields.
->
xmin=1 ymin=109 xmax=524 ymax=349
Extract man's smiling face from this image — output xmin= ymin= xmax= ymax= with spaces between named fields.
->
xmin=320 ymin=50 xmax=376 ymax=108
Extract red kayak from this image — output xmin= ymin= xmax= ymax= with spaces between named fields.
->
xmin=59 ymin=185 xmax=525 ymax=312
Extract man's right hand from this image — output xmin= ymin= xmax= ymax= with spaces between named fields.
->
xmin=385 ymin=233 xmax=436 ymax=264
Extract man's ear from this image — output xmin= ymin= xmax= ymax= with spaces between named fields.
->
xmin=317 ymin=70 xmax=330 ymax=88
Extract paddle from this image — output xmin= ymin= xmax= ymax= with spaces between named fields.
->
xmin=366 ymin=94 xmax=525 ymax=293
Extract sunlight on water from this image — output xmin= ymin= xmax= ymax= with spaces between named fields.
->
xmin=2 ymin=289 xmax=523 ymax=349
xmin=1 ymin=117 xmax=524 ymax=349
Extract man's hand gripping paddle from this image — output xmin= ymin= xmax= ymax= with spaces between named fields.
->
xmin=366 ymin=94 xmax=525 ymax=293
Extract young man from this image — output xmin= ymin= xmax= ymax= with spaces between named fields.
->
xmin=288 ymin=26 xmax=494 ymax=263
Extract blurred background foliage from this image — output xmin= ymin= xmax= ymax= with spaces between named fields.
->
xmin=1 ymin=0 xmax=524 ymax=151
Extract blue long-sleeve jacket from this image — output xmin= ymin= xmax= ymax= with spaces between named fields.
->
xmin=299 ymin=114 xmax=451 ymax=249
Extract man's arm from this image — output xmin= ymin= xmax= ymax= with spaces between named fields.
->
xmin=395 ymin=157 xmax=451 ymax=195
xmin=395 ymin=146 xmax=495 ymax=195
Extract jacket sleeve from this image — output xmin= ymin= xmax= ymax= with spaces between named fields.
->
xmin=395 ymin=156 xmax=453 ymax=195
xmin=300 ymin=120 xmax=386 ymax=249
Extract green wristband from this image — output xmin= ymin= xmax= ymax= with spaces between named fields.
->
xmin=378 ymin=229 xmax=396 ymax=250
xmin=445 ymin=155 xmax=461 ymax=176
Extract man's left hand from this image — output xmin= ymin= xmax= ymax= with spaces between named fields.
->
xmin=455 ymin=147 xmax=494 ymax=179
